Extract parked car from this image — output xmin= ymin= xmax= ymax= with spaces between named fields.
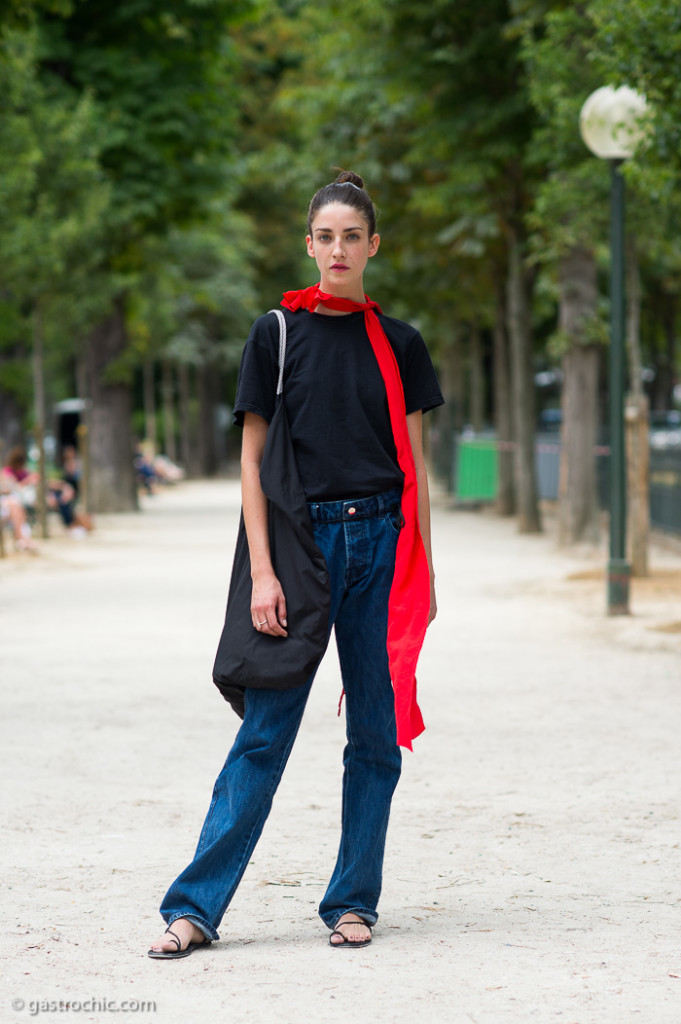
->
xmin=649 ymin=410 xmax=681 ymax=450
xmin=537 ymin=408 xmax=562 ymax=433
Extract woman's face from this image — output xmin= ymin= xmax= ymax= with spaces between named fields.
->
xmin=306 ymin=203 xmax=379 ymax=297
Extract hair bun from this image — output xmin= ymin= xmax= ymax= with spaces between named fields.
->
xmin=335 ymin=170 xmax=365 ymax=190
xmin=307 ymin=170 xmax=377 ymax=235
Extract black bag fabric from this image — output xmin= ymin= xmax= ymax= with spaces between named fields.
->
xmin=212 ymin=312 xmax=331 ymax=719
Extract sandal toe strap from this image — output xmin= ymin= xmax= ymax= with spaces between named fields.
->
xmin=164 ymin=927 xmax=183 ymax=951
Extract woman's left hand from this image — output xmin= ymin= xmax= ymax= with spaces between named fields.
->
xmin=428 ymin=579 xmax=437 ymax=626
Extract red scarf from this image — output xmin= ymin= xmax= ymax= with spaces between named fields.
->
xmin=281 ymin=284 xmax=429 ymax=750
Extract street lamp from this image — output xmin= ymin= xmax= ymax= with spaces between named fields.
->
xmin=579 ymin=85 xmax=649 ymax=615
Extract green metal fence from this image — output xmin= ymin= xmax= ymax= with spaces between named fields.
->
xmin=444 ymin=432 xmax=681 ymax=537
xmin=649 ymin=449 xmax=681 ymax=536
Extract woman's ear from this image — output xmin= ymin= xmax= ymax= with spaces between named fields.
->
xmin=306 ymin=234 xmax=315 ymax=258
xmin=368 ymin=233 xmax=381 ymax=258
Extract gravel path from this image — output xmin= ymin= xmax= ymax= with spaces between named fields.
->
xmin=2 ymin=480 xmax=680 ymax=1024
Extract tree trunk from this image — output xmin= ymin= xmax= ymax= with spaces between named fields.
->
xmin=32 ymin=302 xmax=49 ymax=539
xmin=557 ymin=247 xmax=600 ymax=546
xmin=626 ymin=235 xmax=643 ymax=399
xmin=469 ymin=321 xmax=484 ymax=433
xmin=660 ymin=293 xmax=677 ymax=410
xmin=626 ymin=393 xmax=650 ymax=577
xmin=178 ymin=363 xmax=195 ymax=476
xmin=559 ymin=346 xmax=600 ymax=545
xmin=143 ymin=357 xmax=157 ymax=451
xmin=75 ymin=348 xmax=91 ymax=514
xmin=86 ymin=298 xmax=138 ymax=512
xmin=507 ymin=230 xmax=541 ymax=533
xmin=438 ymin=326 xmax=466 ymax=494
xmin=161 ymin=359 xmax=177 ymax=463
xmin=442 ymin=325 xmax=466 ymax=434
xmin=198 ymin=363 xmax=218 ymax=477
xmin=625 ymin=237 xmax=649 ymax=576
xmin=0 ymin=386 xmax=24 ymax=452
xmin=0 ymin=340 xmax=29 ymax=451
xmin=493 ymin=280 xmax=515 ymax=516
xmin=76 ymin=348 xmax=88 ymax=404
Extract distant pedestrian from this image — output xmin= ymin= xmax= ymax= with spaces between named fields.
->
xmin=148 ymin=170 xmax=444 ymax=957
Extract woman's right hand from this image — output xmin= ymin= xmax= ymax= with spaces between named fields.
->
xmin=251 ymin=571 xmax=288 ymax=637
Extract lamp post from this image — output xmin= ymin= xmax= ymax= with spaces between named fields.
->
xmin=579 ymin=85 xmax=648 ymax=615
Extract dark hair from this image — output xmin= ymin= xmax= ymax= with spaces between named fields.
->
xmin=7 ymin=446 xmax=27 ymax=471
xmin=307 ymin=170 xmax=377 ymax=237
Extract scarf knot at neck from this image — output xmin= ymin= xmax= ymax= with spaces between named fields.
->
xmin=280 ymin=284 xmax=430 ymax=751
xmin=281 ymin=284 xmax=382 ymax=316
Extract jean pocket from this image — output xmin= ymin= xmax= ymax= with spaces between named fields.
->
xmin=384 ymin=507 xmax=405 ymax=535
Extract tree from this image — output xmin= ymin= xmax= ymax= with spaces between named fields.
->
xmin=0 ymin=25 xmax=110 ymax=500
xmin=127 ymin=209 xmax=259 ymax=475
xmin=594 ymin=0 xmax=681 ymax=411
xmin=521 ymin=0 xmax=681 ymax=551
xmin=520 ymin=4 xmax=608 ymax=545
xmin=28 ymin=0 xmax=256 ymax=510
xmin=275 ymin=0 xmax=543 ymax=528
xmin=591 ymin=0 xmax=681 ymax=570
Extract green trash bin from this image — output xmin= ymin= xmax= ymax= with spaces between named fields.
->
xmin=455 ymin=439 xmax=498 ymax=501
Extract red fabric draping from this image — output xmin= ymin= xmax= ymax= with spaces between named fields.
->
xmin=281 ymin=284 xmax=429 ymax=749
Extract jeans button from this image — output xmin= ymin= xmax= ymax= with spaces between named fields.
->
xmin=347 ymin=507 xmax=356 ymax=515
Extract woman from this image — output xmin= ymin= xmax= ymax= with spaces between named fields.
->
xmin=1 ymin=447 xmax=39 ymax=552
xmin=148 ymin=171 xmax=444 ymax=957
xmin=2 ymin=446 xmax=39 ymax=506
xmin=0 ymin=488 xmax=38 ymax=553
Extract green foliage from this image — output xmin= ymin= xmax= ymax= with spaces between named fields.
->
xmin=268 ymin=0 xmax=538 ymax=347
xmin=593 ymin=0 xmax=681 ymax=165
xmin=519 ymin=0 xmax=681 ymax=389
xmin=2 ymin=0 xmax=681 ymax=445
xmin=228 ymin=3 xmax=314 ymax=302
xmin=520 ymin=5 xmax=607 ymax=255
xmin=0 ymin=27 xmax=113 ymax=417
xmin=126 ymin=204 xmax=259 ymax=389
xmin=0 ymin=1 xmax=260 ymax=435
xmin=547 ymin=311 xmax=609 ymax=360
xmin=32 ymin=1 xmax=253 ymax=259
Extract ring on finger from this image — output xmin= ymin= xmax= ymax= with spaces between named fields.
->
xmin=257 ymin=619 xmax=267 ymax=627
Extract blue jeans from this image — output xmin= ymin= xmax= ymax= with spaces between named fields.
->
xmin=159 ymin=488 xmax=403 ymax=940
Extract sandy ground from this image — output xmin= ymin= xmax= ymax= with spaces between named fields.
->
xmin=1 ymin=479 xmax=680 ymax=1024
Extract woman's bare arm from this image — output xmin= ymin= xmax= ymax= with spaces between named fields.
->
xmin=407 ymin=410 xmax=437 ymax=625
xmin=241 ymin=412 xmax=287 ymax=636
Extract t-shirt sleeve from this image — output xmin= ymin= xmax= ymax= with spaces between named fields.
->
xmin=233 ymin=314 xmax=280 ymax=427
xmin=402 ymin=329 xmax=445 ymax=416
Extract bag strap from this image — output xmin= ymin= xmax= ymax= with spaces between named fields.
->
xmin=268 ymin=309 xmax=287 ymax=396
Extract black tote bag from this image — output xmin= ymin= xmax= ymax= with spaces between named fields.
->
xmin=212 ymin=310 xmax=331 ymax=719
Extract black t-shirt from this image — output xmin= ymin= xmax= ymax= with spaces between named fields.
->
xmin=233 ymin=308 xmax=444 ymax=501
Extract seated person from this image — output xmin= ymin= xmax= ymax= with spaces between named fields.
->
xmin=134 ymin=442 xmax=158 ymax=495
xmin=1 ymin=446 xmax=39 ymax=514
xmin=152 ymin=453 xmax=185 ymax=484
xmin=46 ymin=477 xmax=92 ymax=536
xmin=61 ymin=445 xmax=81 ymax=497
xmin=61 ymin=445 xmax=93 ymax=529
xmin=0 ymin=474 xmax=38 ymax=553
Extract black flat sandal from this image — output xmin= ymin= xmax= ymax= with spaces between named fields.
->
xmin=147 ymin=925 xmax=211 ymax=960
xmin=328 ymin=920 xmax=373 ymax=949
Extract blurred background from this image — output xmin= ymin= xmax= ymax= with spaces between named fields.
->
xmin=0 ymin=0 xmax=679 ymax=558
